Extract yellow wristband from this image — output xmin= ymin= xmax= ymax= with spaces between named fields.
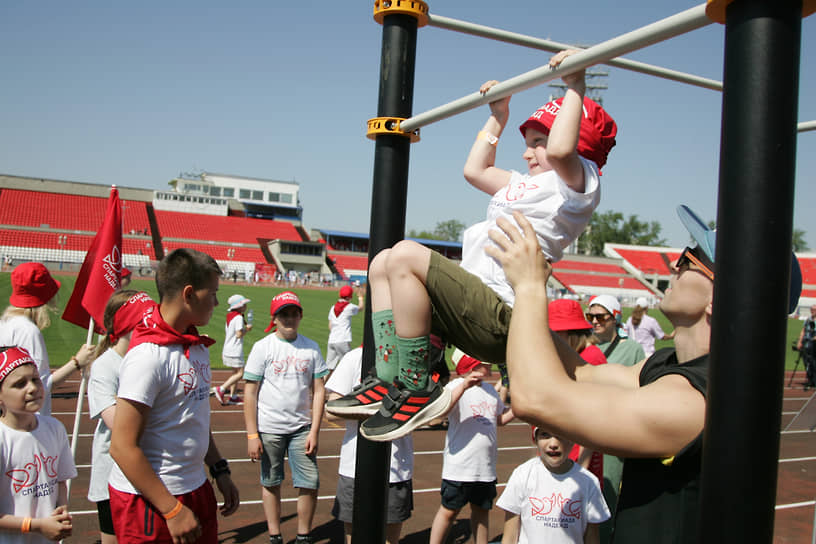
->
xmin=163 ymin=500 xmax=184 ymax=520
xmin=478 ymin=130 xmax=499 ymax=146
xmin=247 ymin=433 xmax=259 ymax=440
xmin=21 ymin=518 xmax=31 ymax=533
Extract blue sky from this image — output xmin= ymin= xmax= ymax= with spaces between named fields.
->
xmin=1 ymin=1 xmax=814 ymax=249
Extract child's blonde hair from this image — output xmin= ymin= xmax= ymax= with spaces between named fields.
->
xmin=1 ymin=296 xmax=59 ymax=331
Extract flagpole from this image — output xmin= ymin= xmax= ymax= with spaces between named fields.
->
xmin=66 ymin=319 xmax=94 ymax=497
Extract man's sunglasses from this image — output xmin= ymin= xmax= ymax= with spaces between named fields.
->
xmin=677 ymin=246 xmax=714 ymax=280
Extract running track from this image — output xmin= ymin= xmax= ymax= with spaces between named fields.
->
xmin=52 ymin=370 xmax=815 ymax=543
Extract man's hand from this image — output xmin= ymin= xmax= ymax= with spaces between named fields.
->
xmin=165 ymin=503 xmax=201 ymax=544
xmin=486 ymin=211 xmax=552 ymax=291
xmin=215 ymin=474 xmax=240 ymax=517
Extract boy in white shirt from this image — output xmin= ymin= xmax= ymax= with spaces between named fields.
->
xmin=497 ymin=426 xmax=609 ymax=544
xmin=325 ymin=347 xmax=413 ymax=544
xmin=243 ymin=291 xmax=328 ymax=544
xmin=430 ymin=350 xmax=514 ymax=544
xmin=109 ymin=248 xmax=240 ymax=544
xmin=326 ymin=286 xmax=364 ymax=371
xmin=327 ymin=50 xmax=617 ymax=442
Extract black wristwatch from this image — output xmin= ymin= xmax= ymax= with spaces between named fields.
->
xmin=209 ymin=459 xmax=231 ymax=479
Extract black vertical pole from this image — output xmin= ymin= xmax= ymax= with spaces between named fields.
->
xmin=352 ymin=12 xmax=418 ymax=544
xmin=700 ymin=0 xmax=801 ymax=542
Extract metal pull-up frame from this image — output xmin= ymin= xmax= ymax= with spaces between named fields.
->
xmin=356 ymin=1 xmax=811 ymax=542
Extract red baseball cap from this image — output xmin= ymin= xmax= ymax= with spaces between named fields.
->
xmin=10 ymin=262 xmax=60 ymax=308
xmin=451 ymin=348 xmax=487 ymax=375
xmin=548 ymin=299 xmax=592 ymax=332
xmin=339 ymin=285 xmax=353 ymax=298
xmin=0 ymin=346 xmax=36 ymax=385
xmin=519 ymin=96 xmax=617 ymax=171
xmin=264 ymin=291 xmax=302 ymax=332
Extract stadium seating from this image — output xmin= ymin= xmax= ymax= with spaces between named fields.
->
xmin=153 ymin=210 xmax=301 ymax=245
xmin=610 ymin=247 xmax=676 ymax=276
xmin=329 ymin=254 xmax=369 ymax=280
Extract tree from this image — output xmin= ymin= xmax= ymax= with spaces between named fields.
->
xmin=577 ymin=210 xmax=667 ymax=256
xmin=792 ymin=229 xmax=809 ymax=252
xmin=408 ymin=219 xmax=466 ymax=242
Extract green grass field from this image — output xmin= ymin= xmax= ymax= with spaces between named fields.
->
xmin=0 ymin=271 xmax=805 ymax=371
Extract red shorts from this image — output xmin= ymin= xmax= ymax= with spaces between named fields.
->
xmin=109 ymin=481 xmax=218 ymax=543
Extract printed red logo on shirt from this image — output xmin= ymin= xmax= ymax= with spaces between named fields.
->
xmin=5 ymin=453 xmax=59 ymax=494
xmin=529 ymin=492 xmax=583 ymax=519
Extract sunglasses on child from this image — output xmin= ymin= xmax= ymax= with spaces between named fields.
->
xmin=676 ymin=246 xmax=714 ymax=281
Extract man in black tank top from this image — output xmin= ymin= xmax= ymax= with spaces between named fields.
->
xmin=487 ymin=206 xmax=716 ymax=543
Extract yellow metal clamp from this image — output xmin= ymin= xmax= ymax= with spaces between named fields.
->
xmin=706 ymin=0 xmax=815 ymax=23
xmin=366 ymin=117 xmax=421 ymax=142
xmin=373 ymin=0 xmax=429 ymax=27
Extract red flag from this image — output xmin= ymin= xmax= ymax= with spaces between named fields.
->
xmin=62 ymin=187 xmax=123 ymax=333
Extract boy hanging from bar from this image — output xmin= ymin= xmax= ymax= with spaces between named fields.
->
xmin=326 ymin=49 xmax=617 ymax=442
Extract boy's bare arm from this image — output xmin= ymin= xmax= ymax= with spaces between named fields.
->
xmin=110 ymin=398 xmax=202 ymax=541
xmin=501 ymin=512 xmax=520 ymax=544
xmin=306 ymin=376 xmax=326 ymax=455
xmin=204 ymin=433 xmax=240 ymax=516
xmin=584 ymin=522 xmax=600 ymax=544
xmin=324 ymin=391 xmax=345 ymax=424
xmin=463 ymin=80 xmax=513 ymax=196
xmin=546 ymin=50 xmax=588 ymax=193
xmin=243 ymin=381 xmax=263 ymax=461
xmin=488 ymin=212 xmax=705 ymax=458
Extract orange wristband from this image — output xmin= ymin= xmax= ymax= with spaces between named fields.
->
xmin=21 ymin=517 xmax=31 ymax=533
xmin=163 ymin=500 xmax=183 ymax=520
xmin=247 ymin=433 xmax=259 ymax=440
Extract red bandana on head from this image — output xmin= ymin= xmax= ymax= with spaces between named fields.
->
xmin=110 ymin=292 xmax=155 ymax=344
xmin=0 ymin=346 xmax=35 ymax=385
xmin=129 ymin=303 xmax=215 ymax=358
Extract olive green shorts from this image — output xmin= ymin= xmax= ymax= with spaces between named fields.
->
xmin=427 ymin=251 xmax=512 ymax=364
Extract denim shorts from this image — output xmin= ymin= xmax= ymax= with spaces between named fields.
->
xmin=259 ymin=425 xmax=319 ymax=490
xmin=440 ymin=479 xmax=497 ymax=511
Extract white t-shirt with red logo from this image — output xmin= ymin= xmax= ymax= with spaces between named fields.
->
xmin=496 ymin=458 xmax=610 ymax=544
xmin=325 ymin=348 xmax=413 ymax=483
xmin=441 ymin=378 xmax=504 ymax=482
xmin=460 ymin=158 xmax=600 ymax=306
xmin=0 ymin=415 xmax=77 ymax=544
xmin=244 ymin=334 xmax=328 ymax=435
xmin=108 ymin=343 xmax=212 ymax=496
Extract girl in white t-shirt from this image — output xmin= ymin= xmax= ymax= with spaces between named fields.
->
xmin=0 ymin=346 xmax=77 ymax=542
xmin=0 ymin=263 xmax=95 ymax=416
xmin=496 ymin=426 xmax=609 ymax=544
xmin=86 ymin=290 xmax=154 ymax=544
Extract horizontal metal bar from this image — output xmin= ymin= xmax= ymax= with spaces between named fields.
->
xmin=799 ymin=120 xmax=816 ymax=133
xmin=401 ymin=3 xmax=712 ymax=132
xmin=426 ymin=13 xmax=722 ymax=92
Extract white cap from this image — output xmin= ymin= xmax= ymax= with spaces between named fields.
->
xmin=228 ymin=294 xmax=250 ymax=311
xmin=588 ymin=294 xmax=621 ymax=320
xmin=635 ymin=297 xmax=650 ymax=309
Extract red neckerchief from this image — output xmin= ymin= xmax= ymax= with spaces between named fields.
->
xmin=333 ymin=300 xmax=350 ymax=317
xmin=129 ymin=303 xmax=215 ymax=358
xmin=226 ymin=310 xmax=241 ymax=326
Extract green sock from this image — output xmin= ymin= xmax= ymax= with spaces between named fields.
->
xmin=373 ymin=310 xmax=399 ymax=383
xmin=396 ymin=335 xmax=431 ymax=391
